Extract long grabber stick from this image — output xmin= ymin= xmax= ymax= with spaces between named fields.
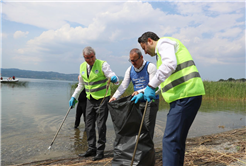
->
xmin=97 ymin=78 xmax=111 ymax=115
xmin=100 ymin=78 xmax=111 ymax=105
xmin=48 ymin=106 xmax=72 ymax=150
xmin=130 ymin=101 xmax=148 ymax=166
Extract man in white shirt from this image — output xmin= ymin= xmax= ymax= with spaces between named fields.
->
xmin=138 ymin=31 xmax=205 ymax=166
xmin=109 ymin=48 xmax=159 ymax=139
xmin=69 ymin=46 xmax=119 ymax=161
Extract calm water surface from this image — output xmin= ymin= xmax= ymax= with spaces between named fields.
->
xmin=1 ymin=78 xmax=245 ymax=165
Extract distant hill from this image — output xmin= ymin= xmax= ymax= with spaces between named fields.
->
xmin=1 ymin=68 xmax=79 ymax=81
xmin=1 ymin=68 xmax=124 ymax=81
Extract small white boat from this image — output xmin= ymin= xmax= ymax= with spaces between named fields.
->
xmin=0 ymin=79 xmax=19 ymax=83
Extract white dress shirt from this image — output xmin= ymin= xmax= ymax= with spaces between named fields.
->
xmin=148 ymin=38 xmax=178 ymax=88
xmin=72 ymin=61 xmax=119 ymax=100
xmin=112 ymin=60 xmax=157 ymax=99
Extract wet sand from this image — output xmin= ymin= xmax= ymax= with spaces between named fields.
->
xmin=17 ymin=127 xmax=246 ymax=166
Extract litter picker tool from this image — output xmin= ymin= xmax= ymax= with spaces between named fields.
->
xmin=100 ymin=78 xmax=111 ymax=105
xmin=97 ymin=78 xmax=111 ymax=114
xmin=48 ymin=106 xmax=72 ymax=150
xmin=48 ymin=78 xmax=110 ymax=150
xmin=130 ymin=100 xmax=148 ymax=166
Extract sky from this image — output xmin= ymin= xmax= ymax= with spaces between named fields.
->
xmin=1 ymin=0 xmax=245 ymax=81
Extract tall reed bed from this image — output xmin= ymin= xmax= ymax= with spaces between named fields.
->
xmin=203 ymin=81 xmax=246 ymax=101
xmin=71 ymin=80 xmax=246 ymax=103
xmin=111 ymin=81 xmax=246 ymax=101
xmin=109 ymin=81 xmax=134 ymax=98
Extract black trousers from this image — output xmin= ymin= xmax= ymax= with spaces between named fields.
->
xmin=139 ymin=99 xmax=159 ymax=140
xmin=85 ymin=96 xmax=110 ymax=154
xmin=75 ymin=101 xmax=86 ymax=127
xmin=75 ymin=89 xmax=87 ymax=127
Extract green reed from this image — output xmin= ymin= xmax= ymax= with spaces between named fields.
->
xmin=203 ymin=81 xmax=246 ymax=101
xmin=111 ymin=81 xmax=246 ymax=101
xmin=70 ymin=83 xmax=78 ymax=90
xmin=109 ymin=81 xmax=134 ymax=98
xmin=71 ymin=80 xmax=246 ymax=104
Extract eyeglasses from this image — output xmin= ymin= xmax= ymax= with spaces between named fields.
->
xmin=128 ymin=56 xmax=140 ymax=63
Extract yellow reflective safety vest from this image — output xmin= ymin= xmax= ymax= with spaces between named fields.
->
xmin=80 ymin=59 xmax=111 ymax=100
xmin=156 ymin=37 xmax=205 ymax=103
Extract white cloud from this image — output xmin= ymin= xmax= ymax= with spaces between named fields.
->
xmin=216 ymin=28 xmax=243 ymax=38
xmin=2 ymin=1 xmax=245 ymax=79
xmin=208 ymin=2 xmax=245 ymax=13
xmin=13 ymin=31 xmax=29 ymax=39
xmin=173 ymin=1 xmax=244 ymax=15
xmin=11 ymin=3 xmax=244 ymax=63
xmin=175 ymin=2 xmax=205 ymax=15
xmin=1 ymin=33 xmax=8 ymax=38
xmin=2 ymin=2 xmax=124 ymax=30
xmin=13 ymin=54 xmax=41 ymax=63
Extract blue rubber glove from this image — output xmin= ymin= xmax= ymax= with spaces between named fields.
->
xmin=144 ymin=85 xmax=156 ymax=102
xmin=69 ymin=97 xmax=76 ymax=107
xmin=111 ymin=76 xmax=117 ymax=83
xmin=131 ymin=93 xmax=144 ymax=104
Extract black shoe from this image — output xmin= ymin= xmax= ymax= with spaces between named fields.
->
xmin=78 ymin=149 xmax=96 ymax=157
xmin=93 ymin=153 xmax=104 ymax=161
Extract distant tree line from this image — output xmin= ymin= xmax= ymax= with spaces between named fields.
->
xmin=1 ymin=68 xmax=243 ymax=82
xmin=218 ymin=78 xmax=246 ymax=82
xmin=1 ymin=68 xmax=124 ymax=81
xmin=1 ymin=68 xmax=79 ymax=81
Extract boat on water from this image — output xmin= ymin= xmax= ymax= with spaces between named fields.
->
xmin=0 ymin=79 xmax=19 ymax=83
xmin=0 ymin=76 xmax=19 ymax=83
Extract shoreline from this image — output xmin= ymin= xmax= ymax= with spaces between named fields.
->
xmin=17 ymin=127 xmax=246 ymax=166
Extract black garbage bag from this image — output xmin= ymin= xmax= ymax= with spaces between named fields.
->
xmin=108 ymin=95 xmax=155 ymax=166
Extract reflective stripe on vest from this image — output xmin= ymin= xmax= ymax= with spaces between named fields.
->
xmin=156 ymin=37 xmax=205 ymax=103
xmin=85 ymin=85 xmax=107 ymax=93
xmin=162 ymin=72 xmax=200 ymax=92
xmin=80 ymin=59 xmax=111 ymax=100
xmin=84 ymin=78 xmax=108 ymax=85
xmin=173 ymin=60 xmax=195 ymax=74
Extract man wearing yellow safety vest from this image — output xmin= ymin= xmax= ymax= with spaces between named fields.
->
xmin=138 ymin=32 xmax=205 ymax=166
xmin=69 ymin=46 xmax=119 ymax=161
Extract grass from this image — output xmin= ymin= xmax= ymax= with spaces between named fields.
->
xmin=203 ymin=81 xmax=246 ymax=101
xmin=70 ymin=80 xmax=246 ymax=105
xmin=109 ymin=82 xmax=134 ymax=98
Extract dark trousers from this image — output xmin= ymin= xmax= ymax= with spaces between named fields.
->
xmin=75 ymin=101 xmax=86 ymax=127
xmin=75 ymin=89 xmax=87 ymax=127
xmin=139 ymin=99 xmax=159 ymax=140
xmin=162 ymin=95 xmax=202 ymax=166
xmin=85 ymin=96 xmax=109 ymax=154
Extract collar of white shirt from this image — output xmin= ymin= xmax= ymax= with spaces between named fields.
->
xmin=133 ymin=60 xmax=146 ymax=72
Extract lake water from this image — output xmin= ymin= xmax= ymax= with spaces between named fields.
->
xmin=1 ymin=78 xmax=245 ymax=165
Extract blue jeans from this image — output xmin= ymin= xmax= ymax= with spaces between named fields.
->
xmin=162 ymin=95 xmax=202 ymax=166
